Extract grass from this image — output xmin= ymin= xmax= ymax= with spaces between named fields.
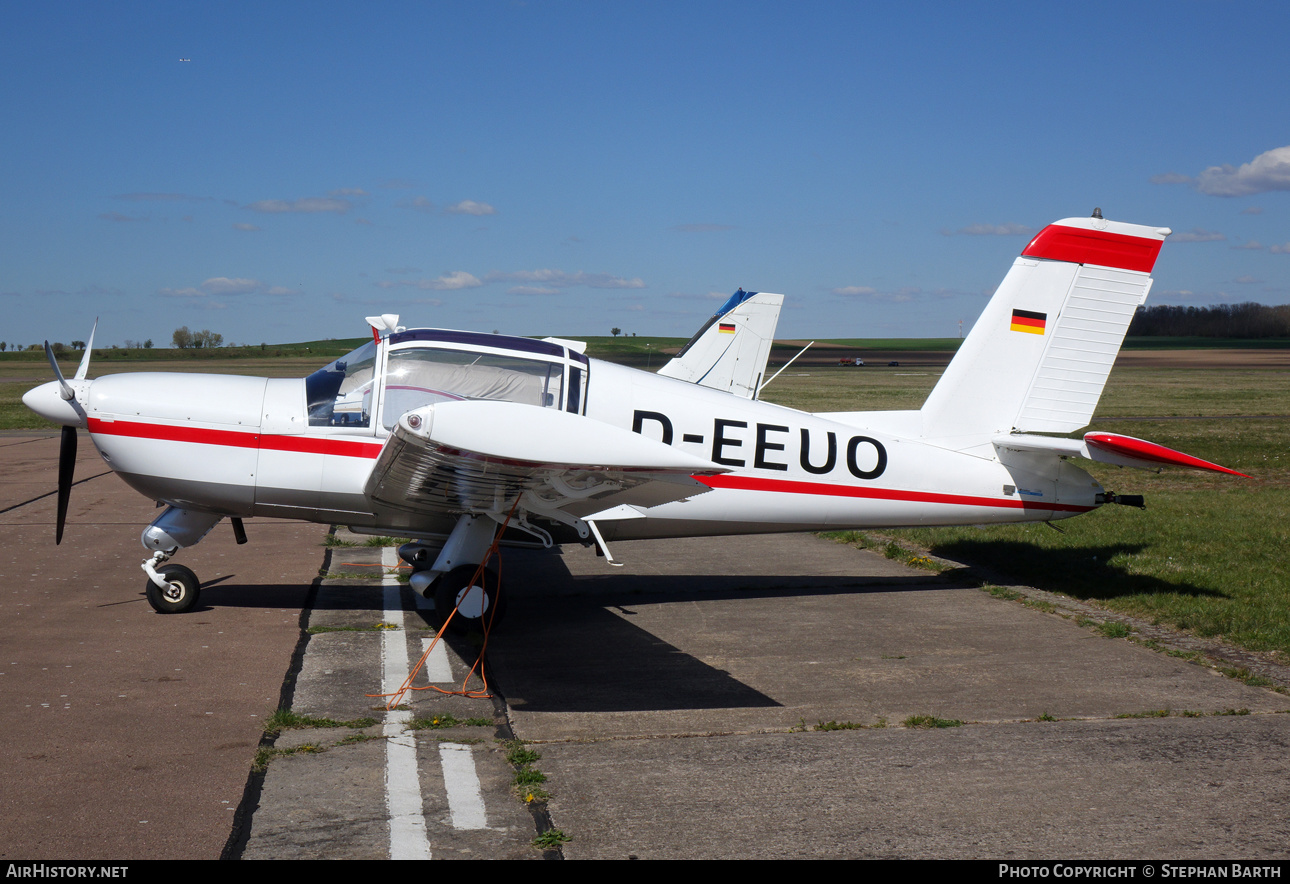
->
xmin=504 ymin=742 xmax=551 ymax=796
xmin=306 ymin=623 xmax=400 ymax=634
xmin=902 ymin=714 xmax=964 ymax=729
xmin=532 ymin=829 xmax=571 ymax=850
xmin=408 ymin=713 xmax=494 ymax=730
xmin=264 ymin=709 xmax=378 ymax=734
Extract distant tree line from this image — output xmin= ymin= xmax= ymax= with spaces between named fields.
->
xmin=1128 ymin=303 xmax=1290 ymax=338
xmin=172 ymin=327 xmax=224 ymax=349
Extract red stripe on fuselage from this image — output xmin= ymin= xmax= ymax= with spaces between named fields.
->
xmin=693 ymin=473 xmax=1093 ymax=513
xmin=1023 ymin=225 xmax=1162 ymax=273
xmin=87 ymin=418 xmax=383 ymax=459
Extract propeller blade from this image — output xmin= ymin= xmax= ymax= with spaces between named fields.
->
xmin=75 ymin=318 xmax=98 ymax=380
xmin=43 ymin=341 xmax=74 ymax=401
xmin=56 ymin=425 xmax=77 ymax=545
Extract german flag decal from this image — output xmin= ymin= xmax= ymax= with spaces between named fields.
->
xmin=1010 ymin=309 xmax=1047 ymax=335
xmin=719 ymin=322 xmax=736 ymax=334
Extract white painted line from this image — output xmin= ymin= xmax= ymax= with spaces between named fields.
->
xmin=382 ymin=547 xmax=432 ymax=860
xmin=420 ymin=638 xmax=454 ymax=683
xmin=439 ymin=743 xmax=488 ymax=830
xmin=385 ymin=711 xmax=430 ymax=859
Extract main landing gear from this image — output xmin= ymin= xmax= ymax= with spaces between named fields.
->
xmin=433 ymin=564 xmax=507 ymax=634
xmin=399 ymin=515 xmax=509 ymax=633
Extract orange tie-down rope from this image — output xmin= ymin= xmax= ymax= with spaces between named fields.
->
xmin=376 ymin=498 xmax=520 ymax=710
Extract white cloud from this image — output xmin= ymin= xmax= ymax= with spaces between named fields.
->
xmin=330 ymin=188 xmax=369 ymax=197
xmin=397 ymin=196 xmax=435 ymax=212
xmin=831 ymin=285 xmax=917 ymax=302
xmin=446 ymin=200 xmax=496 ymax=216
xmin=379 ymin=271 xmax=482 ymax=291
xmin=1233 ymin=241 xmax=1265 ymax=250
xmin=334 ymin=291 xmax=443 ymax=307
xmin=1241 ymin=206 xmax=1264 ymax=215
xmin=1270 ymin=243 xmax=1290 ymax=254
xmin=1156 ymin=146 xmax=1290 ymax=197
xmin=943 ymin=223 xmax=1034 ymax=236
xmin=246 ymin=197 xmax=352 ymax=214
xmin=232 ymin=222 xmax=260 ymax=232
xmin=485 ymin=269 xmax=644 ymax=289
xmin=159 ymin=277 xmax=270 ymax=298
xmin=1194 ymin=146 xmax=1290 ymax=197
xmin=1170 ymin=228 xmax=1227 ymax=243
xmin=1235 ymin=276 xmax=1262 ymax=284
xmin=201 ymin=277 xmax=263 ymax=295
xmin=98 ymin=212 xmax=145 ymax=223
xmin=114 ymin=192 xmax=211 ymax=202
xmin=665 ymin=290 xmax=731 ymax=301
xmin=425 ymin=271 xmax=482 ymax=290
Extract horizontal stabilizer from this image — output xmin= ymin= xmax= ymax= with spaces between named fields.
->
xmin=994 ymin=432 xmax=1248 ymax=477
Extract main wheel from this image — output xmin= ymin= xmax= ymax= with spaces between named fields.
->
xmin=145 ymin=564 xmax=201 ymax=614
xmin=433 ymin=565 xmax=506 ymax=633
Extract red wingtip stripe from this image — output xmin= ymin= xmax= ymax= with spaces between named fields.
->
xmin=1084 ymin=432 xmax=1249 ymax=477
xmin=1023 ymin=225 xmax=1163 ymax=273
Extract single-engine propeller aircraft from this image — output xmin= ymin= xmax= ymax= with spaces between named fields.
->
xmin=25 ymin=212 xmax=1246 ymax=626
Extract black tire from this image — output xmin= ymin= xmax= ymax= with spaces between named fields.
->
xmin=433 ymin=565 xmax=506 ymax=633
xmin=145 ymin=564 xmax=201 ymax=614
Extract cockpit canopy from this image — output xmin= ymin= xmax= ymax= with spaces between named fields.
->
xmin=305 ymin=330 xmax=588 ymax=431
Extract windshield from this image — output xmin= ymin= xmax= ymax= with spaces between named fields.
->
xmin=305 ymin=341 xmax=377 ymax=427
xmin=381 ymin=346 xmax=564 ymax=430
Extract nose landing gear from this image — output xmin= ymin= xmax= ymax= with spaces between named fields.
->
xmin=138 ymin=506 xmax=225 ymax=614
xmin=143 ymin=560 xmax=201 ymax=614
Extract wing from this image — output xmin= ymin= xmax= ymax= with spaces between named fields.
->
xmin=364 ymin=400 xmax=728 ymax=540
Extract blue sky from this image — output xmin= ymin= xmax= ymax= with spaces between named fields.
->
xmin=3 ymin=1 xmax=1289 ymax=349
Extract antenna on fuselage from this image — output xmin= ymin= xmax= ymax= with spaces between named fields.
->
xmin=756 ymin=341 xmax=814 ymax=397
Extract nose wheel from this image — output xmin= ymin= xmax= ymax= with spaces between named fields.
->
xmin=144 ymin=563 xmax=201 ymax=614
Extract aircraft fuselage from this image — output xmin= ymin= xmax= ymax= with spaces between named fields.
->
xmin=65 ymin=346 xmax=1101 ymax=545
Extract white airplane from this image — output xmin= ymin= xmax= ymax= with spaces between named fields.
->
xmin=24 ymin=212 xmax=1246 ymax=627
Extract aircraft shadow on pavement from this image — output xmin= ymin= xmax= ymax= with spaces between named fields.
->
xmin=468 ymin=549 xmax=969 ymax=714
xmin=126 ymin=580 xmax=317 ymax=613
xmin=924 ymin=539 xmax=1231 ymax=601
xmin=480 ymin=600 xmax=783 ymax=713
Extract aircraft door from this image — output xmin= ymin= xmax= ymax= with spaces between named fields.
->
xmin=256 ymin=378 xmax=323 ymax=519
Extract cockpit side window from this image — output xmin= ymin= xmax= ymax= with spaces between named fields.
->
xmin=305 ymin=341 xmax=377 ymax=427
xmin=381 ymin=347 xmax=565 ymax=430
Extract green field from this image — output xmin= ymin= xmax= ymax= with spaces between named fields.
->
xmin=6 ymin=339 xmax=1287 ymax=661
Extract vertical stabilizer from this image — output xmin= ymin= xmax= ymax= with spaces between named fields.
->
xmin=658 ymin=289 xmax=784 ymax=399
xmin=920 ymin=217 xmax=1170 ymax=448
